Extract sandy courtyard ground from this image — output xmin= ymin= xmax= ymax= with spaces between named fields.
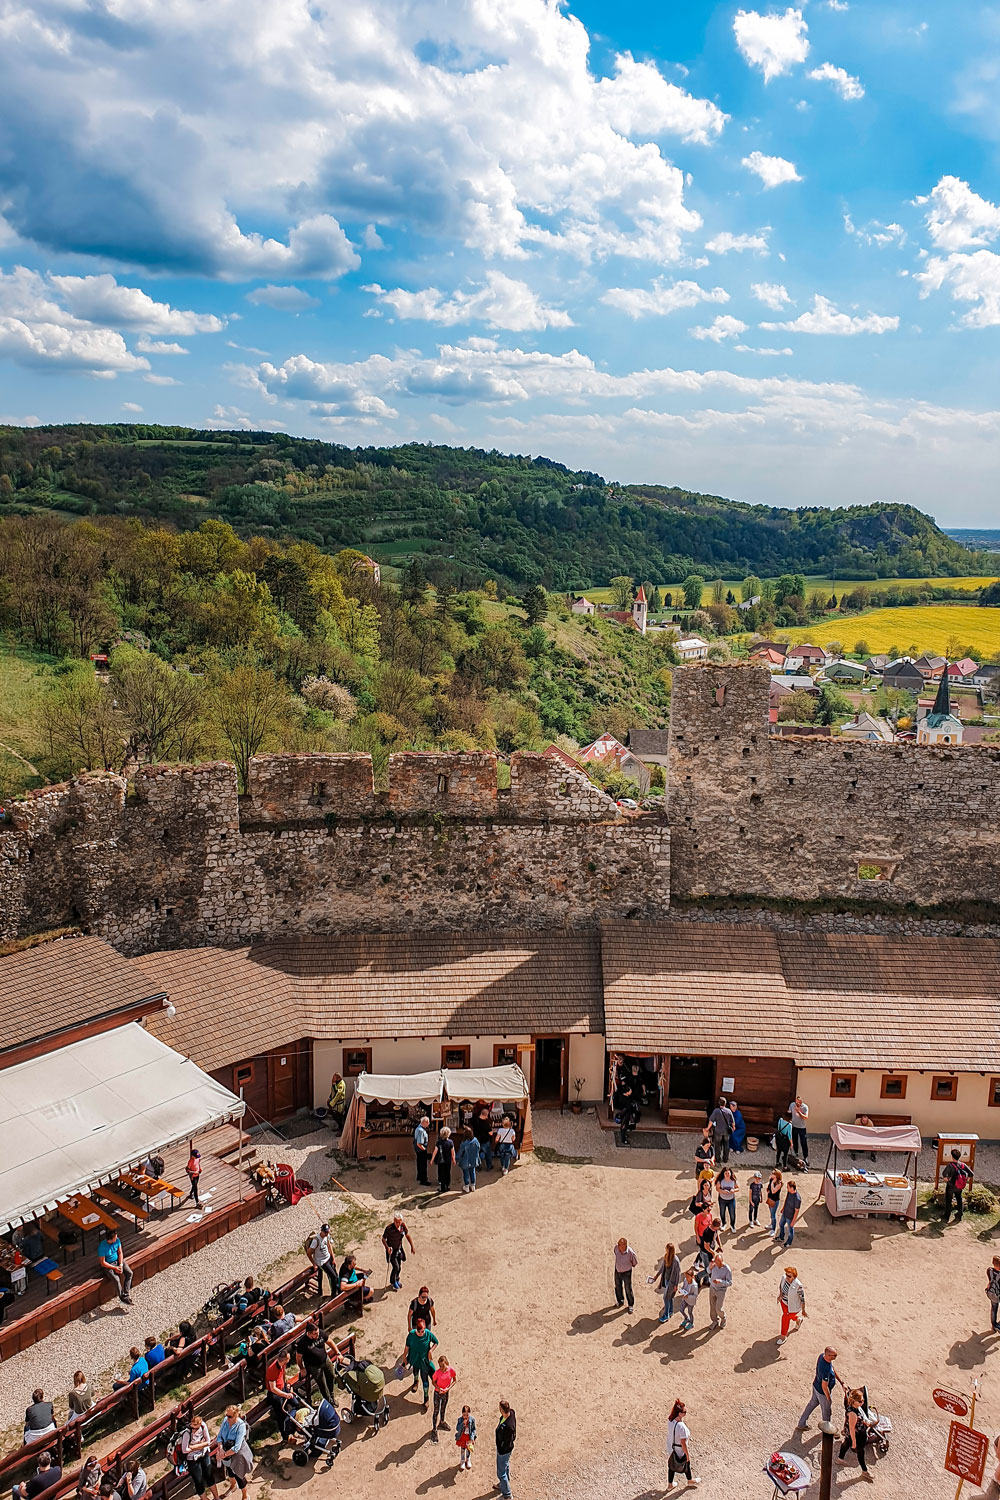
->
xmin=6 ymin=1113 xmax=1000 ymax=1499
xmin=267 ymin=1114 xmax=1000 ymax=1499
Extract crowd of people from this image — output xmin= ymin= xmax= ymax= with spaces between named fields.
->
xmin=411 ymin=1109 xmax=519 ymax=1191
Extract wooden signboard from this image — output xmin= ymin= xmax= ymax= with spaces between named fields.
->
xmin=933 ymin=1389 xmax=969 ymax=1418
xmin=945 ymin=1422 xmax=988 ymax=1487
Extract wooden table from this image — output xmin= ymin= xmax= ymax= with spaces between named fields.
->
xmin=92 ymin=1186 xmax=149 ymax=1230
xmin=118 ymin=1171 xmax=184 ymax=1212
xmin=56 ymin=1196 xmax=119 ymax=1252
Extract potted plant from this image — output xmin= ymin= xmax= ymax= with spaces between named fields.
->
xmin=571 ymin=1077 xmax=585 ymax=1113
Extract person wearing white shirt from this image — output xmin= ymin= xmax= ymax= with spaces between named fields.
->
xmin=789 ymin=1096 xmax=810 ymax=1168
xmin=665 ymin=1399 xmax=701 ymax=1490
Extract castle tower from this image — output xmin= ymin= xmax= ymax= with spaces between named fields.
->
xmin=632 ymin=585 xmax=648 ymax=636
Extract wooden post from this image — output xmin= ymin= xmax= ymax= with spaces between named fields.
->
xmin=954 ymin=1379 xmax=979 ymax=1500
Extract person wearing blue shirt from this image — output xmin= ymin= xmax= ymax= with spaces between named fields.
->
xmin=97 ymin=1230 xmax=133 ymax=1304
xmin=798 ymin=1346 xmax=839 ymax=1430
xmin=144 ymin=1336 xmax=166 ymax=1368
xmin=413 ymin=1115 xmax=430 ymax=1185
xmin=112 ymin=1346 xmax=149 ymax=1390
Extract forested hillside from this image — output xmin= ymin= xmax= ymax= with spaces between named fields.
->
xmin=0 ymin=513 xmax=674 ymax=801
xmin=0 ymin=424 xmax=981 ymax=589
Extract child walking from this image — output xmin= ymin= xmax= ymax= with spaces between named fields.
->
xmin=748 ymin=1171 xmax=763 ymax=1227
xmin=678 ymin=1267 xmax=699 ymax=1331
xmin=455 ymin=1405 xmax=476 ymax=1471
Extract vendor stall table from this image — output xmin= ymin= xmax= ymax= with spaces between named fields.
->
xmin=765 ymin=1451 xmax=811 ymax=1497
xmin=822 ymin=1122 xmax=920 ymax=1224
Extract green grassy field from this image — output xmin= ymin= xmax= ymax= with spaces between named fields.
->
xmin=581 ymin=574 xmax=998 ymax=608
xmin=782 ymin=604 xmax=1000 ymax=658
xmin=0 ymin=641 xmax=56 ymax=798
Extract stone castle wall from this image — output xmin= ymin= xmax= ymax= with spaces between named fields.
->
xmin=667 ymin=665 xmax=1000 ymax=908
xmin=0 ymin=752 xmax=669 ymax=954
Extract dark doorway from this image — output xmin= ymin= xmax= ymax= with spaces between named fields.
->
xmin=533 ymin=1037 xmax=565 ymax=1105
xmin=668 ymin=1055 xmax=715 ymax=1109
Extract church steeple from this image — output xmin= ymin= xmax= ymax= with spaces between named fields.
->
xmin=932 ymin=666 xmax=951 ymax=719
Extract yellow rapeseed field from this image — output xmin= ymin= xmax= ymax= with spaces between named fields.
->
xmin=584 ymin=574 xmax=998 ymax=607
xmin=782 ymin=604 xmax=1000 ymax=657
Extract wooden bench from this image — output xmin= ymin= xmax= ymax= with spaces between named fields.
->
xmin=856 ymin=1113 xmax=911 ymax=1128
xmin=92 ymin=1186 xmax=150 ymax=1229
xmin=31 ymin=1260 xmax=62 ymax=1296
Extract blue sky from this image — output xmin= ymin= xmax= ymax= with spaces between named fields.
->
xmin=1 ymin=0 xmax=1000 ymax=521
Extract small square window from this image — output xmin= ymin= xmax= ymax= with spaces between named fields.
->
xmin=343 ymin=1047 xmax=372 ymax=1077
xmin=494 ymin=1044 xmax=518 ymax=1067
xmin=990 ymin=1077 xmax=1000 ymax=1108
xmin=234 ymin=1063 xmax=255 ymax=1088
xmin=830 ymin=1072 xmax=857 ymax=1098
xmin=932 ymin=1075 xmax=958 ymax=1102
xmin=442 ymin=1045 xmax=470 ymax=1070
xmin=880 ymin=1074 xmax=907 ymax=1100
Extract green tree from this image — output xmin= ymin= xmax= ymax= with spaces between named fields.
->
xmin=609 ymin=575 xmax=634 ymax=610
xmin=681 ymin=574 xmax=704 ymax=610
xmin=741 ymin=575 xmax=762 ymax=603
xmin=208 ymin=654 xmax=292 ymax=791
xmin=854 ymin=639 xmax=870 ymax=657
xmin=815 ymin=683 xmax=853 ymax=725
xmin=711 ymin=578 xmax=725 ymax=604
xmin=110 ymin=647 xmax=205 ymax=764
xmin=522 ymin=584 xmax=548 ymax=625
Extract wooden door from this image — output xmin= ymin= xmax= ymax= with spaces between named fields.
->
xmin=268 ymin=1048 xmax=297 ymax=1121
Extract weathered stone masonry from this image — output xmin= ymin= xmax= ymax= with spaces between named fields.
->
xmin=668 ymin=664 xmax=1000 ymax=908
xmin=0 ymin=752 xmax=670 ymax=953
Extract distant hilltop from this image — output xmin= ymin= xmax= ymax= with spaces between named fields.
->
xmin=0 ymin=422 xmax=989 ymax=590
xmin=947 ymin=528 xmax=1000 ymax=555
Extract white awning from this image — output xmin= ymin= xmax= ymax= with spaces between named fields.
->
xmin=353 ymin=1070 xmax=446 ymax=1105
xmin=443 ymin=1065 xmax=530 ymax=1102
xmin=0 ymin=1023 xmax=245 ymax=1233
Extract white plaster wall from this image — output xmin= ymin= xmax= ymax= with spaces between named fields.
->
xmin=569 ymin=1033 xmax=607 ymax=1103
xmin=798 ymin=1068 xmax=1000 ymax=1140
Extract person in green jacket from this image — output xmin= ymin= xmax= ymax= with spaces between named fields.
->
xmin=400 ymin=1317 xmax=439 ymax=1408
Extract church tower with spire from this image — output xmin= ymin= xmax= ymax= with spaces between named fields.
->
xmin=917 ymin=664 xmax=964 ymax=745
xmin=632 ymin=584 xmax=648 ymax=636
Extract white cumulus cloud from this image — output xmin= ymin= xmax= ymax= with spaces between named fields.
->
xmin=733 ymin=9 xmax=809 ymax=81
xmin=742 ymin=151 xmax=801 ymax=188
xmin=0 ymin=266 xmax=150 ymax=374
xmin=916 ymin=250 xmax=1000 ymax=328
xmin=706 ymin=230 xmax=770 ymax=255
xmin=919 ymin=176 xmax=1000 ymax=250
xmin=48 ymin=274 xmax=224 ymax=333
xmin=808 ymin=62 xmax=864 ymax=99
xmin=122 ymin=402 xmax=143 ymax=412
xmin=0 ymin=0 xmax=722 ymax=274
xmin=601 ymin=279 xmax=729 ymax=319
xmin=761 ymin=293 xmax=898 ymax=334
xmin=135 ymin=338 xmax=188 ymax=354
xmin=364 ymin=273 xmax=573 ymax=331
xmin=751 ymin=281 xmax=791 ymax=309
xmin=691 ymin=314 xmax=748 ymax=342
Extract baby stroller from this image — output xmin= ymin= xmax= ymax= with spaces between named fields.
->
xmin=338 ymin=1358 xmax=390 ymax=1432
xmin=847 ymin=1384 xmax=892 ymax=1459
xmin=289 ymin=1399 xmax=342 ymax=1469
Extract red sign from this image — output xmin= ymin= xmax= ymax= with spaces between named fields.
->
xmin=934 ymin=1388 xmax=970 ymax=1417
xmin=945 ymin=1422 xmax=989 ymax=1487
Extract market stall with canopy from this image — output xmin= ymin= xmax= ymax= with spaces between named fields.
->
xmin=822 ymin=1122 xmax=921 ymax=1223
xmin=341 ymin=1065 xmax=532 ymax=1159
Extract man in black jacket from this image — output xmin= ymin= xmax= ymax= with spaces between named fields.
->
xmin=495 ymin=1400 xmax=516 ymax=1498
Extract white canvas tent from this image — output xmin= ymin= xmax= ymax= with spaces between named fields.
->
xmin=341 ymin=1065 xmax=530 ymax=1156
xmin=0 ymin=1023 xmax=245 ymax=1233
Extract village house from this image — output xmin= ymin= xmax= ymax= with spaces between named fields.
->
xmin=971 ymin=662 xmax=1000 ymax=690
xmin=864 ymin=654 xmax=890 ymax=675
xmin=947 ymin=657 xmax=979 ymax=681
xmin=792 ymin=643 xmax=828 ymax=668
xmin=883 ymin=658 xmax=925 ymax=693
xmin=578 ymin=732 xmax=650 ymax=792
xmin=626 ymin=728 xmax=670 ymax=774
xmin=570 ymin=595 xmax=595 ymax=615
xmin=675 ymin=634 xmax=710 ymax=661
xmin=823 ymin=658 xmax=867 ymax=684
xmin=914 ymin=653 xmax=947 ymax=681
xmin=749 ymin=645 xmax=786 ymax=671
xmin=839 ymin=711 xmax=894 ymax=743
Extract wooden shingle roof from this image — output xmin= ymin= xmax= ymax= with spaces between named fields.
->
xmin=139 ymin=947 xmax=299 ymax=1072
xmin=256 ymin=932 xmax=604 ymax=1040
xmin=602 ymin=922 xmax=1000 ymax=1072
xmin=0 ymin=936 xmax=164 ymax=1055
